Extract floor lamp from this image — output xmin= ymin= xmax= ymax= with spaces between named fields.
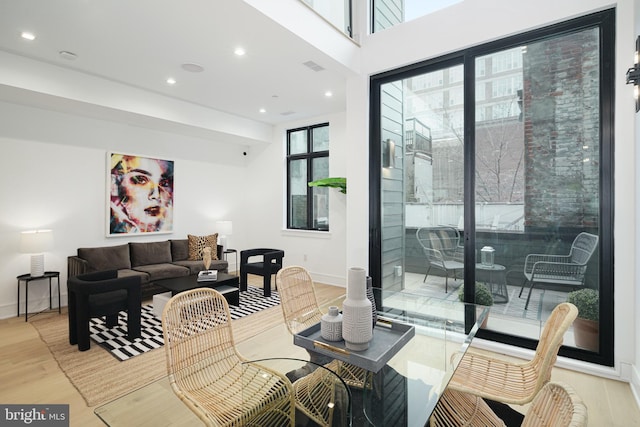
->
xmin=20 ymin=229 xmax=53 ymax=277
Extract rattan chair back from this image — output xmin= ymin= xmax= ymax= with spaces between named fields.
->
xmin=276 ymin=266 xmax=368 ymax=426
xmin=449 ymin=302 xmax=578 ymax=405
xmin=276 ymin=265 xmax=324 ymax=335
xmin=530 ymin=302 xmax=579 ymax=386
xmin=162 ymin=288 xmax=295 ymax=427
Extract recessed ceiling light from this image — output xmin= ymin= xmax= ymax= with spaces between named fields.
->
xmin=234 ymin=47 xmax=246 ymax=56
xmin=259 ymin=108 xmax=266 ymax=113
xmin=181 ymin=63 xmax=204 ymax=72
xmin=166 ymin=78 xmax=176 ymax=85
xmin=21 ymin=31 xmax=36 ymax=41
xmin=325 ymin=91 xmax=333 ymax=97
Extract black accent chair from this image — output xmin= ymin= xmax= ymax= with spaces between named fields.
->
xmin=240 ymin=248 xmax=284 ymax=297
xmin=67 ymin=270 xmax=142 ymax=351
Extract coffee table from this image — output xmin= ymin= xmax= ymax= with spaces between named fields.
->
xmin=156 ymin=272 xmax=239 ymax=306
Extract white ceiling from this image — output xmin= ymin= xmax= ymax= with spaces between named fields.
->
xmin=0 ymin=0 xmax=350 ymax=128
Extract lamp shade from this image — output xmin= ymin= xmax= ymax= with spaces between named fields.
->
xmin=20 ymin=229 xmax=53 ymax=254
xmin=20 ymin=229 xmax=53 ymax=277
xmin=216 ymin=221 xmax=233 ymax=236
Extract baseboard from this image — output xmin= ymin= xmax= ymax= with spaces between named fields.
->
xmin=310 ymin=271 xmax=346 ymax=288
xmin=631 ymin=364 xmax=640 ymax=412
xmin=0 ymin=303 xmax=17 ymax=320
xmin=0 ymin=295 xmax=67 ymax=320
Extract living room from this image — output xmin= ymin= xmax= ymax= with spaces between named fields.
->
xmin=1 ymin=0 xmax=639 ymax=424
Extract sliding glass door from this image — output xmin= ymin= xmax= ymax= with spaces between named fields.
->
xmin=370 ymin=10 xmax=614 ymax=366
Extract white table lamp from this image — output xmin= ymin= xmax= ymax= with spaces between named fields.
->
xmin=216 ymin=221 xmax=233 ymax=252
xmin=20 ymin=229 xmax=53 ymax=277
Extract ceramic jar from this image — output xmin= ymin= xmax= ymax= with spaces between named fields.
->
xmin=321 ymin=306 xmax=343 ymax=342
xmin=342 ymin=267 xmax=373 ymax=351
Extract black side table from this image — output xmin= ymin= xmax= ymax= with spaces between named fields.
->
xmin=17 ymin=271 xmax=61 ymax=321
xmin=223 ymin=249 xmax=238 ymax=276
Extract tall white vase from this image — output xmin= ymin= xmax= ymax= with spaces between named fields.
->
xmin=342 ymin=267 xmax=373 ymax=351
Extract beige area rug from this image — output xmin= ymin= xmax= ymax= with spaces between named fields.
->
xmin=31 ymin=305 xmax=286 ymax=407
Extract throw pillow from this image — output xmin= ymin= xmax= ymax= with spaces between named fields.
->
xmin=188 ymin=234 xmax=218 ymax=261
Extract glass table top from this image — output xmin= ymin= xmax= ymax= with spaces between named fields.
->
xmin=298 ymin=289 xmax=489 ymax=426
xmin=95 ymin=288 xmax=488 ymax=427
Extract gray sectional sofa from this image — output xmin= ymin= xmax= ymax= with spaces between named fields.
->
xmin=67 ymin=239 xmax=228 ymax=299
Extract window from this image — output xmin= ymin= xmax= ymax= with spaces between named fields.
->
xmin=491 ymin=47 xmax=524 ymax=74
xmin=370 ymin=9 xmax=614 ymax=367
xmin=301 ymin=0 xmax=352 ymax=38
xmin=287 ymin=123 xmax=330 ymax=231
xmin=372 ymin=0 xmax=462 ymax=32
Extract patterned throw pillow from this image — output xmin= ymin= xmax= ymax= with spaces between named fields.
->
xmin=187 ymin=233 xmax=218 ymax=261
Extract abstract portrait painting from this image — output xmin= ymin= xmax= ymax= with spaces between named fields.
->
xmin=108 ymin=152 xmax=174 ymax=236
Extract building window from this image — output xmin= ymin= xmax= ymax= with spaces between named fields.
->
xmin=287 ymin=123 xmax=330 ymax=230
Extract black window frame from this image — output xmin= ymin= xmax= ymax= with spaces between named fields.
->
xmin=369 ymin=9 xmax=615 ymax=367
xmin=286 ymin=123 xmax=330 ymax=231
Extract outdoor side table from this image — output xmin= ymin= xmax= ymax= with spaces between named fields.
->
xmin=17 ymin=271 xmax=61 ymax=321
xmin=475 ymin=263 xmax=509 ymax=303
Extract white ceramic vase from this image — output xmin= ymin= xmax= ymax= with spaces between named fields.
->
xmin=321 ymin=306 xmax=343 ymax=342
xmin=342 ymin=267 xmax=373 ymax=351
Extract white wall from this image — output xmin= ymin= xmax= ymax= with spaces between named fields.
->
xmin=633 ymin=0 xmax=640 ymax=405
xmin=0 ymin=101 xmax=249 ymax=319
xmin=241 ymin=112 xmax=349 ymax=286
xmin=0 ymin=101 xmax=350 ymax=319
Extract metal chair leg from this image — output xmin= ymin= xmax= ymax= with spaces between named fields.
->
xmin=423 ymin=265 xmax=431 ymax=283
xmin=518 ymin=279 xmax=528 ymax=298
xmin=524 ymin=282 xmax=536 ymax=310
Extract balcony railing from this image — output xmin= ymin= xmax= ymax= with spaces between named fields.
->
xmin=299 ymin=0 xmax=352 ymax=38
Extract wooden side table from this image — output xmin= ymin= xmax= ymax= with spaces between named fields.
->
xmin=17 ymin=271 xmax=61 ymax=321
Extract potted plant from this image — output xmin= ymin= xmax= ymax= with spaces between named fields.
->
xmin=566 ymin=288 xmax=599 ymax=352
xmin=308 ymin=177 xmax=347 ymax=194
xmin=458 ymin=282 xmax=494 ymax=328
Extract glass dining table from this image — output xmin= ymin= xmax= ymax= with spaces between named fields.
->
xmin=303 ymin=289 xmax=489 ymax=426
xmin=95 ymin=288 xmax=488 ymax=427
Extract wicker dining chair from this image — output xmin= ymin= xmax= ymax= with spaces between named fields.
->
xmin=448 ymin=302 xmax=578 ymax=405
xmin=161 ymin=288 xmax=295 ymax=427
xmin=276 ymin=265 xmax=367 ymax=426
xmin=431 ymin=381 xmax=588 ymax=427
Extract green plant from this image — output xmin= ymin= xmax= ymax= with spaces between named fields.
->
xmin=308 ymin=177 xmax=347 ymax=194
xmin=566 ymin=288 xmax=599 ymax=321
xmin=458 ymin=282 xmax=494 ymax=306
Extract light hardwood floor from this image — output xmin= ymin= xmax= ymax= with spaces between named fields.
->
xmin=0 ymin=282 xmax=638 ymax=426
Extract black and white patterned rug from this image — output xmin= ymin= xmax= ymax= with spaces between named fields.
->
xmin=89 ymin=286 xmax=280 ymax=361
